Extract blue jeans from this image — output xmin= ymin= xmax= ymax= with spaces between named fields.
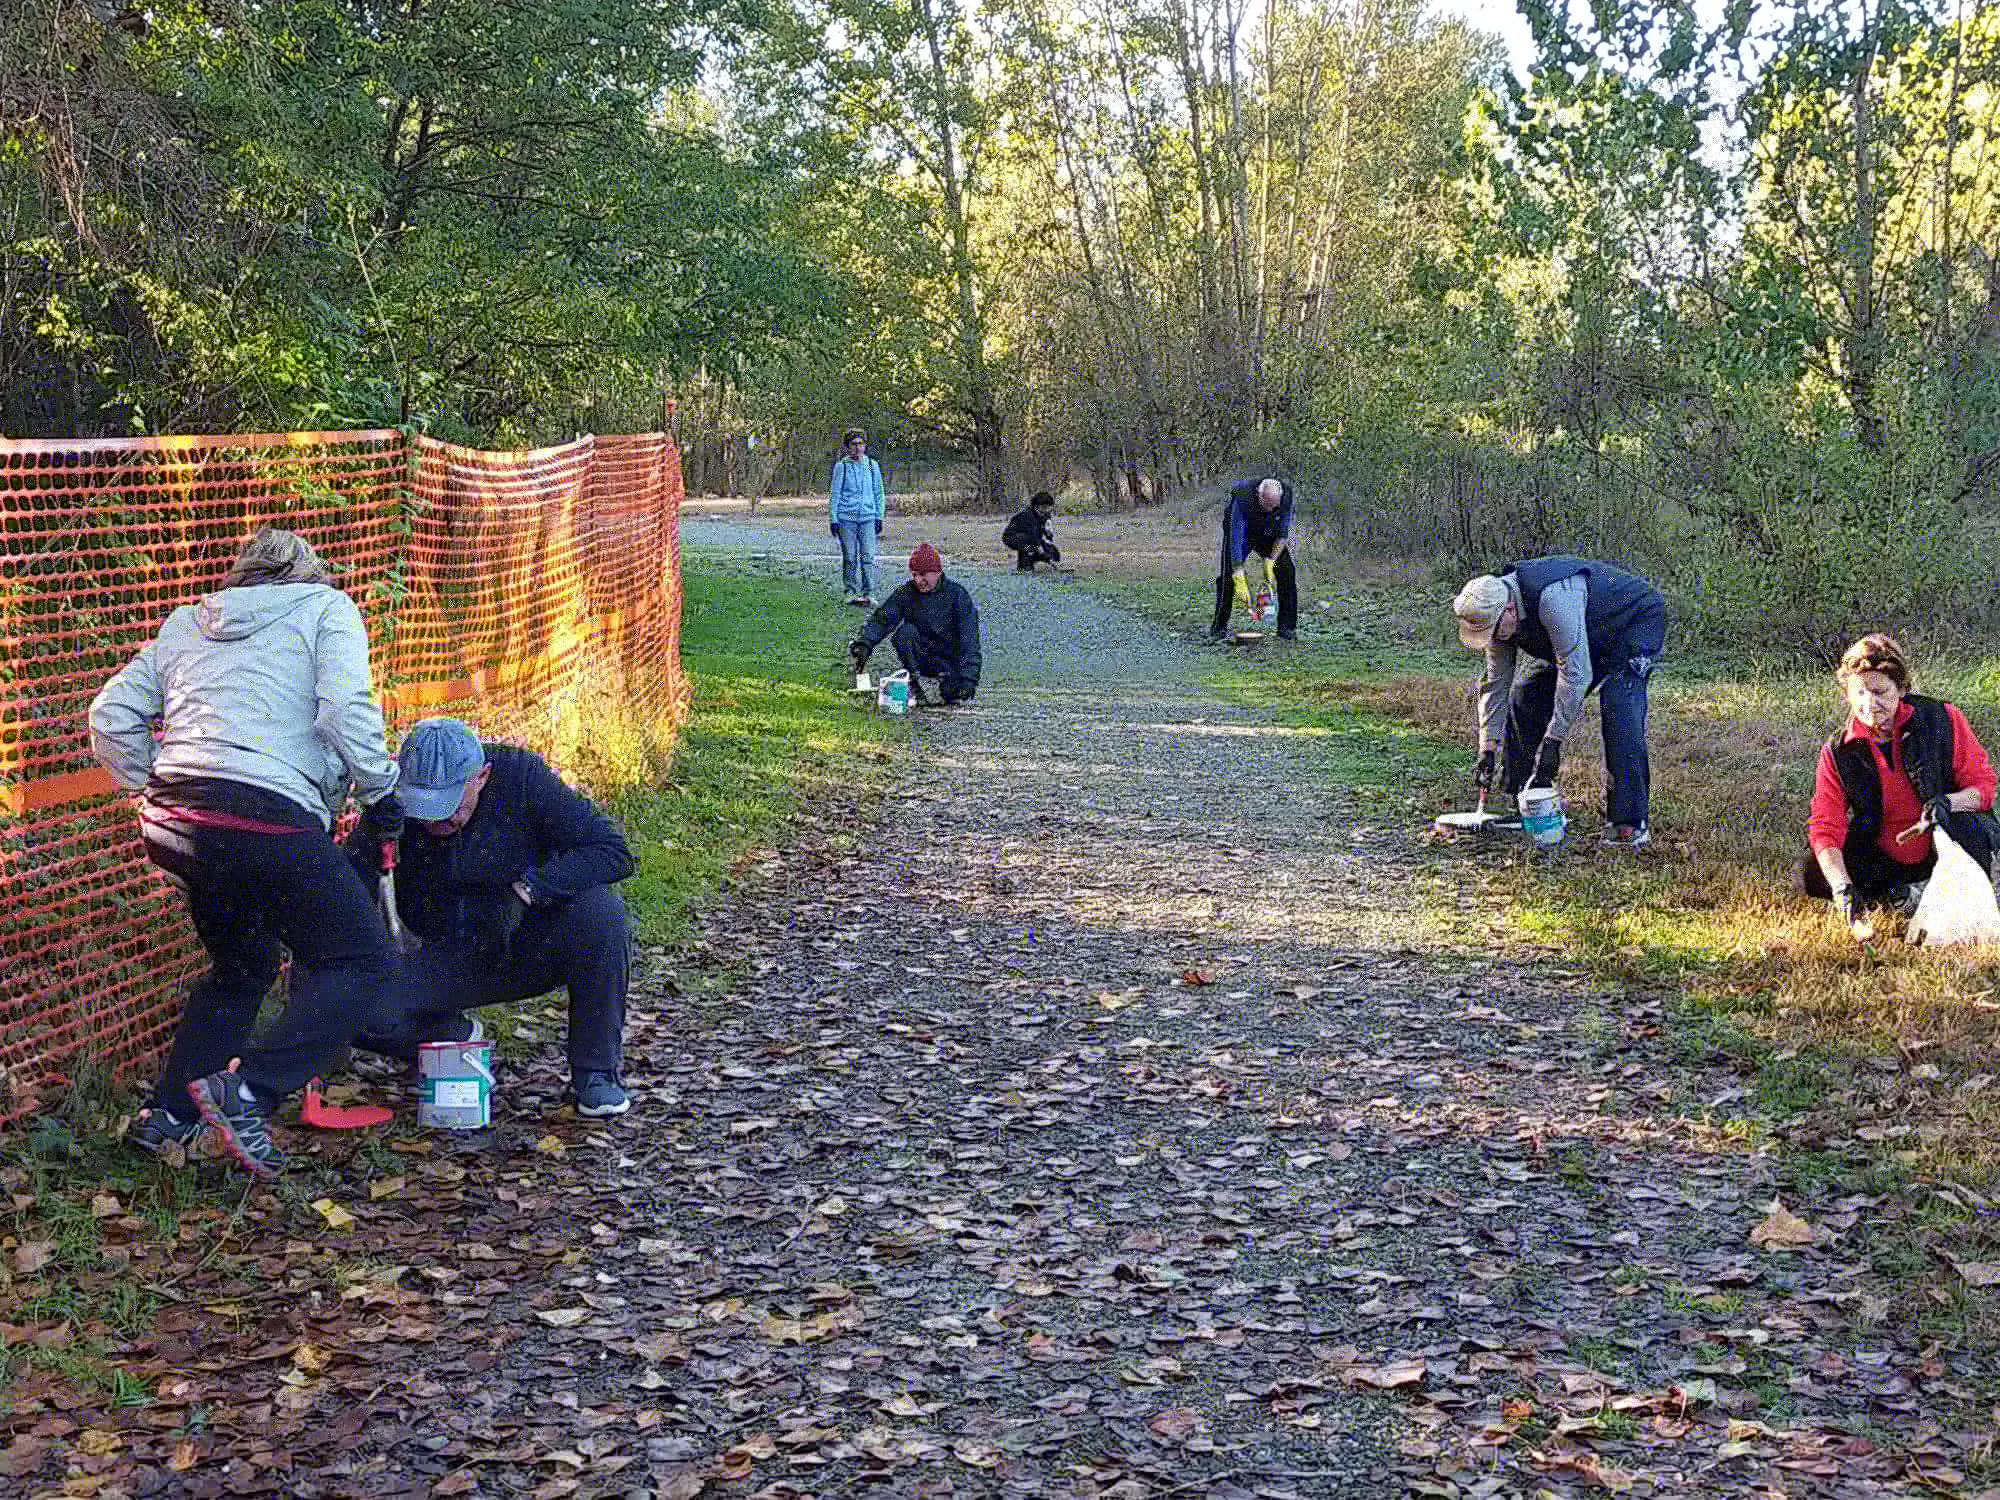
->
xmin=1502 ymin=603 xmax=1667 ymax=828
xmin=834 ymin=520 xmax=878 ymax=598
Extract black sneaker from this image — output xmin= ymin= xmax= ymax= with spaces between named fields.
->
xmin=129 ymin=1107 xmax=203 ymax=1162
xmin=572 ymin=1071 xmax=631 ymax=1117
xmin=187 ymin=1067 xmax=288 ymax=1179
xmin=1277 ymin=628 xmax=1296 ymax=640
xmin=907 ymin=679 xmax=934 ymax=708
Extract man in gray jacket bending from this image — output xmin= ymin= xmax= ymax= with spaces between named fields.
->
xmin=1452 ymin=556 xmax=1668 ymax=849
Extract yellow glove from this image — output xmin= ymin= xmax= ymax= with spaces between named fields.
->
xmin=1232 ymin=570 xmax=1250 ymax=609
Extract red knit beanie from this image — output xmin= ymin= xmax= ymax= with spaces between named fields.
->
xmin=909 ymin=543 xmax=942 ymax=574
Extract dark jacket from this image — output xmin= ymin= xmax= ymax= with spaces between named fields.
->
xmin=1224 ymin=480 xmax=1294 ymax=567
xmin=1504 ymin=556 xmax=1665 ymax=667
xmin=1003 ymin=507 xmax=1053 ymax=551
xmin=1831 ymin=696 xmax=1955 ymax=846
xmin=860 ymin=578 xmax=982 ymax=690
xmin=346 ymin=744 xmax=634 ymax=944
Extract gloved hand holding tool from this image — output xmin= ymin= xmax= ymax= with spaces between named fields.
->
xmin=1832 ymin=881 xmax=1873 ymax=942
xmin=1232 ymin=570 xmax=1250 ymax=612
xmin=1475 ymin=749 xmax=1497 ymax=795
xmin=1896 ymin=794 xmax=1959 ymax=847
xmin=849 ymin=639 xmax=869 ymax=676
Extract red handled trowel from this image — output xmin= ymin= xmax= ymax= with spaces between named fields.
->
xmin=379 ymin=838 xmax=422 ymax=956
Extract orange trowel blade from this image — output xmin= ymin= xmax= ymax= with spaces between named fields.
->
xmin=300 ymin=1077 xmax=394 ymax=1130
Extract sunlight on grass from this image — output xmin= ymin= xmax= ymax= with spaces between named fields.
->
xmin=615 ymin=562 xmax=894 ymax=948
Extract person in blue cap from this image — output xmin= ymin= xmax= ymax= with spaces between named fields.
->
xmin=349 ymin=718 xmax=638 ymax=1117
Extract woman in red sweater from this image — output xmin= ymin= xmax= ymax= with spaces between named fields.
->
xmin=1804 ymin=634 xmax=1999 ymax=926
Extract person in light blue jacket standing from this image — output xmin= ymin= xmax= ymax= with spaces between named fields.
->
xmin=829 ymin=428 xmax=887 ymax=605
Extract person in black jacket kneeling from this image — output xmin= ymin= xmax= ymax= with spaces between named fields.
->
xmin=1003 ymin=492 xmax=1061 ymax=572
xmin=350 ymin=718 xmax=637 ymax=1117
xmin=850 ymin=543 xmax=982 ymax=707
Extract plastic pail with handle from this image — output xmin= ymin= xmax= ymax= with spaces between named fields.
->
xmin=878 ymin=671 xmax=910 ymax=715
xmin=417 ymin=1039 xmax=495 ymax=1129
xmin=1517 ymin=787 xmax=1566 ymax=847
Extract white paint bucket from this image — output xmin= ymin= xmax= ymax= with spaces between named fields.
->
xmin=877 ymin=671 xmax=910 ymax=715
xmin=1517 ymin=787 xmax=1566 ymax=847
xmin=417 ymin=1039 xmax=495 ymax=1129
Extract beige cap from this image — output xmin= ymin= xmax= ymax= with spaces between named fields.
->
xmin=1453 ymin=574 xmax=1510 ymax=648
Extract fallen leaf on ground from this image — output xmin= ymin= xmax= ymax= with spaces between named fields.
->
xmin=291 ymin=1342 xmax=331 ymax=1373
xmin=1179 ymin=969 xmax=1215 ymax=985
xmin=10 ymin=1241 xmax=53 ymax=1275
xmin=311 ymin=1199 xmax=356 ymax=1231
xmin=167 ymin=1439 xmax=198 ymax=1472
xmin=535 ymin=1307 xmax=590 ymax=1328
xmin=1342 ymin=1358 xmax=1426 ymax=1389
xmin=368 ymin=1176 xmax=406 ymax=1200
xmin=1749 ymin=1198 xmax=1814 ymax=1249
xmin=1951 ymin=1259 xmax=2000 ymax=1287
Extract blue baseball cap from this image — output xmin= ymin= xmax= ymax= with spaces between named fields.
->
xmin=396 ymin=718 xmax=488 ymax=822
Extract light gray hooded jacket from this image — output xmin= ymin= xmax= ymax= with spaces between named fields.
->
xmin=89 ymin=583 xmax=398 ymax=829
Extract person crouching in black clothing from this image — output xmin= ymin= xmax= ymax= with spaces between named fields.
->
xmin=1003 ymin=492 xmax=1061 ymax=572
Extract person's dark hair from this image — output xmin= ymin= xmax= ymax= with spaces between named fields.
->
xmin=1836 ymin=633 xmax=1911 ymax=691
xmin=1030 ymin=491 xmax=1055 ymax=508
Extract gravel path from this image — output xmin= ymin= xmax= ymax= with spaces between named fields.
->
xmin=40 ymin=528 xmax=1984 ymax=1498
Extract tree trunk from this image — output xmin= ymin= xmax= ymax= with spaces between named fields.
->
xmin=1843 ymin=31 xmax=1886 ymax=453
xmin=914 ymin=0 xmax=1005 ymax=506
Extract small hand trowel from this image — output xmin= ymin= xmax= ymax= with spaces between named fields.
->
xmin=379 ymin=838 xmax=421 ymax=956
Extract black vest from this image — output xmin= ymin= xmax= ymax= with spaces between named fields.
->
xmin=1830 ymin=695 xmax=1953 ymax=844
xmin=1504 ymin=556 xmax=1661 ymax=666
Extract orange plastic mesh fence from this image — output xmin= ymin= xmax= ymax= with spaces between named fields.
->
xmin=0 ymin=429 xmax=687 ymax=1123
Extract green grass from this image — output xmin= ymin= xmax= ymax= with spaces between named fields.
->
xmin=613 ymin=558 xmax=895 ymax=948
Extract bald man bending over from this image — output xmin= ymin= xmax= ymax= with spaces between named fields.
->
xmin=1210 ymin=477 xmax=1297 ymax=640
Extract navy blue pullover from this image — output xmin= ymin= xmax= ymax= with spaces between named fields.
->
xmin=346 ymin=744 xmax=634 ymax=944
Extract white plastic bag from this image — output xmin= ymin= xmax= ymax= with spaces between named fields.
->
xmin=1907 ymin=830 xmax=2000 ymax=946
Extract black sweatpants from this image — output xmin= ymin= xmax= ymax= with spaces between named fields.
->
xmin=1799 ymin=814 xmax=1998 ymax=904
xmin=1212 ymin=546 xmax=1298 ymax=636
xmin=141 ymin=815 xmax=395 ymax=1115
xmin=356 ymin=885 xmax=630 ymax=1075
xmin=1014 ymin=542 xmax=1060 ymax=571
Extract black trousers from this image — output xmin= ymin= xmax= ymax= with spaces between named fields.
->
xmin=889 ymin=623 xmax=974 ymax=702
xmin=1800 ymin=814 xmax=1998 ymax=903
xmin=1014 ymin=542 xmax=1060 ymax=571
xmin=1211 ymin=546 xmax=1298 ymax=635
xmin=141 ymin=816 xmax=395 ymax=1114
xmin=355 ymin=884 xmax=629 ymax=1074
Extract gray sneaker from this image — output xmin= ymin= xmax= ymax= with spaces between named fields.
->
xmin=187 ymin=1068 xmax=287 ymax=1179
xmin=129 ymin=1107 xmax=203 ymax=1161
xmin=572 ymin=1071 xmax=630 ymax=1118
xmin=1602 ymin=823 xmax=1651 ymax=850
